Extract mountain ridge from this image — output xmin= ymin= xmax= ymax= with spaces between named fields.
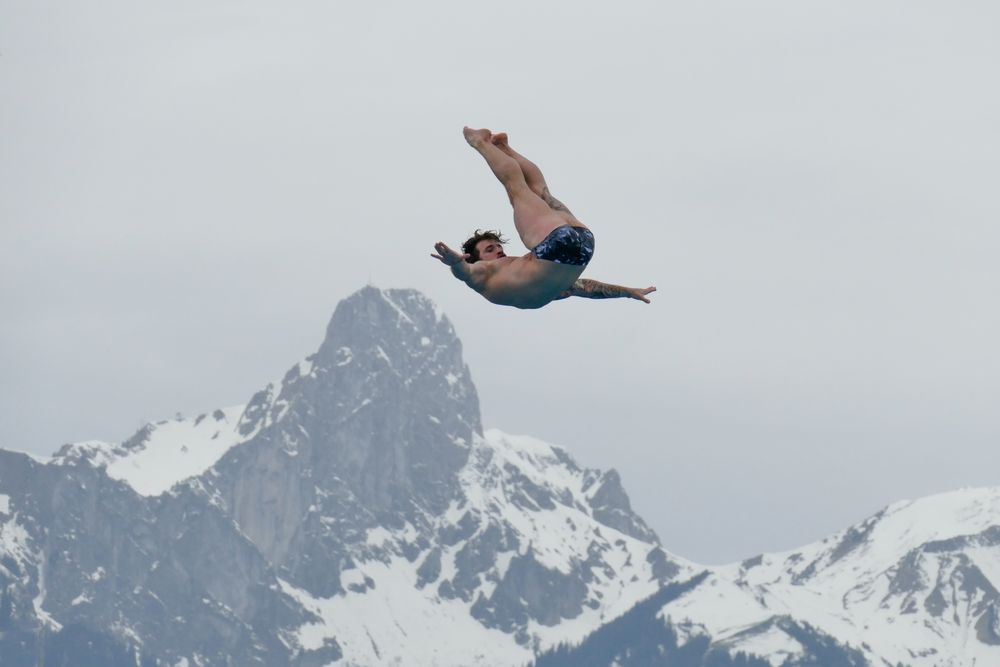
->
xmin=2 ymin=286 xmax=997 ymax=666
xmin=533 ymin=485 xmax=1000 ymax=666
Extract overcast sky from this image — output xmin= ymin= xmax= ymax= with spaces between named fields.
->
xmin=2 ymin=0 xmax=998 ymax=564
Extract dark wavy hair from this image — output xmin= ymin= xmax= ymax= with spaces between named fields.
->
xmin=461 ymin=229 xmax=507 ymax=263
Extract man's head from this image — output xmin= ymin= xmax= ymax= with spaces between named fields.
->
xmin=462 ymin=229 xmax=508 ymax=262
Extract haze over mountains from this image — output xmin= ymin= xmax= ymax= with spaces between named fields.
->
xmin=1 ymin=287 xmax=997 ymax=666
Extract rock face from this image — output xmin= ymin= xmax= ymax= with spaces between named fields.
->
xmin=0 ymin=287 xmax=682 ymax=666
xmin=0 ymin=451 xmax=324 ymax=667
xmin=202 ymin=288 xmax=482 ymax=596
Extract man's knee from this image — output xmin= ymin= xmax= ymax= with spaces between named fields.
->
xmin=497 ymin=161 xmax=525 ymax=185
xmin=503 ymin=175 xmax=534 ymax=201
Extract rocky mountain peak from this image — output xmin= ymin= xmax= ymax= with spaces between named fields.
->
xmin=191 ymin=287 xmax=484 ymax=590
xmin=317 ymin=286 xmax=458 ymax=363
xmin=0 ymin=285 xmax=686 ymax=665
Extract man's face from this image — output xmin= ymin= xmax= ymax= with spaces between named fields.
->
xmin=475 ymin=238 xmax=506 ymax=261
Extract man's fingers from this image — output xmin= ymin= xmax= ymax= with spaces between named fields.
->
xmin=633 ymin=286 xmax=656 ymax=303
xmin=432 ymin=243 xmax=470 ymax=266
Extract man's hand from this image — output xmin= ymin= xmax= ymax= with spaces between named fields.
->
xmin=431 ymin=241 xmax=469 ymax=267
xmin=628 ymin=286 xmax=657 ymax=303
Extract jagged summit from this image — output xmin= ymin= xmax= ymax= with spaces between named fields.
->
xmin=317 ymin=286 xmax=460 ymax=373
xmin=51 ymin=286 xmax=482 ymax=500
xmin=219 ymin=285 xmax=481 ymax=510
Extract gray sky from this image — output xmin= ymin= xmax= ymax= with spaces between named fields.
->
xmin=2 ymin=0 xmax=998 ymax=564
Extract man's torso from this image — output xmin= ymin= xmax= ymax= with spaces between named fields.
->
xmin=473 ymin=254 xmax=586 ymax=309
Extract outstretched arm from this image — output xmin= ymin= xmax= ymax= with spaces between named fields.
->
xmin=556 ymin=279 xmax=657 ymax=303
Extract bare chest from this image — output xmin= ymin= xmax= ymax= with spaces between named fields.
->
xmin=479 ymin=255 xmax=585 ymax=308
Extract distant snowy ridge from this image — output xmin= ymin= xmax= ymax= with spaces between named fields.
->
xmin=48 ymin=358 xmax=321 ymax=496
xmin=675 ymin=486 xmax=1000 ymax=667
xmin=537 ymin=486 xmax=1000 ymax=667
xmin=50 ymin=405 xmax=249 ymax=496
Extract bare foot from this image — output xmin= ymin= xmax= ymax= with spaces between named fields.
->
xmin=490 ymin=132 xmax=509 ymax=149
xmin=463 ymin=126 xmax=491 ymax=147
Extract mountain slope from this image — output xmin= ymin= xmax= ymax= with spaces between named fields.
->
xmin=534 ymin=487 xmax=1000 ymax=667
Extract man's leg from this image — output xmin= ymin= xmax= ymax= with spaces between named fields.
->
xmin=490 ymin=133 xmax=582 ymax=225
xmin=464 ymin=127 xmax=566 ymax=250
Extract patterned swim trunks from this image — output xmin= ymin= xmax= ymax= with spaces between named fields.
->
xmin=531 ymin=225 xmax=595 ymax=266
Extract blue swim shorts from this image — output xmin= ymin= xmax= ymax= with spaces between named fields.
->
xmin=531 ymin=225 xmax=595 ymax=266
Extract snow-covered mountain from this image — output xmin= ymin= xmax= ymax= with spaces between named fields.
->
xmin=534 ymin=487 xmax=1000 ymax=667
xmin=1 ymin=286 xmax=688 ymax=666
xmin=50 ymin=404 xmax=248 ymax=496
xmin=3 ymin=286 xmax=997 ymax=666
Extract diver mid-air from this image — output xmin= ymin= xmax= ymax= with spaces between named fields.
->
xmin=431 ymin=127 xmax=656 ymax=309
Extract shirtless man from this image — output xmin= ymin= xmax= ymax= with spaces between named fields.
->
xmin=431 ymin=127 xmax=656 ymax=309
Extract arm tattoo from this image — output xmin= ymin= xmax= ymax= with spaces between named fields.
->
xmin=569 ymin=279 xmax=631 ymax=299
